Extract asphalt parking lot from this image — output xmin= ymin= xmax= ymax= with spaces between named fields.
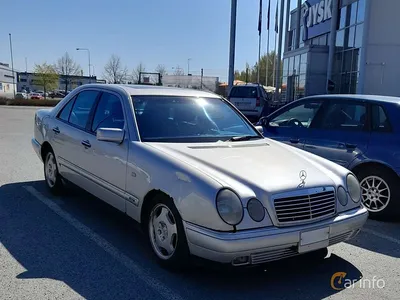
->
xmin=0 ymin=106 xmax=399 ymax=300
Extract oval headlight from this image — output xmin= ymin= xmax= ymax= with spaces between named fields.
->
xmin=216 ymin=189 xmax=243 ymax=226
xmin=347 ymin=174 xmax=361 ymax=203
xmin=337 ymin=186 xmax=348 ymax=206
xmin=247 ymin=198 xmax=265 ymax=222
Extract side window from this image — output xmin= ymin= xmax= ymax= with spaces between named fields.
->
xmin=320 ymin=102 xmax=367 ymax=130
xmin=69 ymin=91 xmax=99 ymax=129
xmin=58 ymin=98 xmax=75 ymax=121
xmin=270 ymin=101 xmax=322 ymax=128
xmin=91 ymin=92 xmax=125 ymax=132
xmin=372 ymin=105 xmax=391 ymax=132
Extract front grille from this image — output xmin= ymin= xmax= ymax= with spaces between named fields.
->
xmin=274 ymin=188 xmax=336 ymax=225
xmin=250 ymin=248 xmax=298 ymax=264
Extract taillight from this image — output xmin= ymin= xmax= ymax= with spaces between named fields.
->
xmin=256 ymin=97 xmax=261 ymax=107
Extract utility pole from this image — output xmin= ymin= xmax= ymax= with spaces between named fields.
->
xmin=25 ymin=57 xmax=28 ymax=73
xmin=274 ymin=0 xmax=286 ymax=100
xmin=9 ymin=33 xmax=16 ymax=98
xmin=200 ymin=68 xmax=204 ymax=90
xmin=228 ymin=0 xmax=238 ymax=92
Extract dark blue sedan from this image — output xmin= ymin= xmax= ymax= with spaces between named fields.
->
xmin=259 ymin=95 xmax=400 ymax=219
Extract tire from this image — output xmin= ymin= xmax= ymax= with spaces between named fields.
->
xmin=146 ymin=194 xmax=190 ymax=271
xmin=43 ymin=149 xmax=64 ymax=194
xmin=355 ymin=166 xmax=400 ymax=220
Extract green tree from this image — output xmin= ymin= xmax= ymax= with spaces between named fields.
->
xmin=33 ymin=63 xmax=59 ymax=98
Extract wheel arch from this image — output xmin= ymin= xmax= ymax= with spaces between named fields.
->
xmin=351 ymin=160 xmax=399 ymax=179
xmin=140 ymin=189 xmax=175 ymax=228
xmin=40 ymin=141 xmax=53 ymax=162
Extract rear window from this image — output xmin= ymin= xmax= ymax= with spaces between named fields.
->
xmin=372 ymin=105 xmax=391 ymax=132
xmin=230 ymin=87 xmax=258 ymax=98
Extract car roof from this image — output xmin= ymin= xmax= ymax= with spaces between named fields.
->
xmin=306 ymin=94 xmax=400 ymax=105
xmin=80 ymin=84 xmax=221 ymax=98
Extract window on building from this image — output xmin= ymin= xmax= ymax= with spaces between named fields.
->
xmin=350 ymin=2 xmax=357 ymax=26
xmin=354 ymin=24 xmax=364 ymax=48
xmin=336 ymin=30 xmax=345 ymax=48
xmin=339 ymin=6 xmax=347 ymax=29
xmin=347 ymin=26 xmax=355 ymax=48
xmin=357 ymin=0 xmax=366 ymax=23
xmin=342 ymin=50 xmax=353 ymax=73
xmin=294 ymin=55 xmax=299 ymax=75
xmin=299 ymin=26 xmax=305 ymax=48
xmin=288 ymin=57 xmax=294 ymax=76
xmin=300 ymin=54 xmax=307 ymax=74
xmin=283 ymin=58 xmax=289 ymax=77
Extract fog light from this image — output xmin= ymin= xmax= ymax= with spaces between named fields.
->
xmin=232 ymin=256 xmax=250 ymax=266
xmin=337 ymin=186 xmax=348 ymax=206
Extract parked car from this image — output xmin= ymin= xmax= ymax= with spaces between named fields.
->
xmin=32 ymin=85 xmax=367 ymax=269
xmin=259 ymin=94 xmax=400 ymax=219
xmin=30 ymin=93 xmax=44 ymax=100
xmin=227 ymin=84 xmax=270 ymax=122
xmin=49 ymin=91 xmax=66 ymax=99
xmin=15 ymin=92 xmax=28 ymax=99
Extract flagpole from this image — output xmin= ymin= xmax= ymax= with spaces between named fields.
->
xmin=273 ymin=30 xmax=277 ymax=88
xmin=257 ymin=34 xmax=261 ymax=84
xmin=266 ymin=30 xmax=270 ymax=86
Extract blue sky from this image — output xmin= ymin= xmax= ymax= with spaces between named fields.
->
xmin=1 ymin=0 xmax=298 ymax=82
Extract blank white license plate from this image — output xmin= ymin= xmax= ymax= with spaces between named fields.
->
xmin=298 ymin=227 xmax=330 ymax=253
xmin=235 ymin=102 xmax=251 ymax=106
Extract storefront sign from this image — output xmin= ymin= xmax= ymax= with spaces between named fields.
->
xmin=303 ymin=0 xmax=333 ymax=41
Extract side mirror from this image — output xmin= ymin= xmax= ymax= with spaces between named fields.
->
xmin=255 ymin=125 xmax=264 ymax=134
xmin=96 ymin=128 xmax=125 ymax=144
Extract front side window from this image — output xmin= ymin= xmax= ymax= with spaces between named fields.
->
xmin=132 ymin=96 xmax=259 ymax=142
xmin=372 ymin=105 xmax=391 ymax=132
xmin=91 ymin=93 xmax=125 ymax=132
xmin=69 ymin=91 xmax=99 ymax=129
xmin=270 ymin=101 xmax=322 ymax=128
xmin=320 ymin=101 xmax=367 ymax=130
xmin=58 ymin=98 xmax=75 ymax=121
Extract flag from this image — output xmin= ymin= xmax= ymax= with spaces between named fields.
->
xmin=275 ymin=0 xmax=279 ymax=33
xmin=258 ymin=0 xmax=263 ymax=36
xmin=267 ymin=0 xmax=271 ymax=30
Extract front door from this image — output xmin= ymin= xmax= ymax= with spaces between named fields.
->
xmin=303 ymin=98 xmax=371 ymax=168
xmin=263 ymin=99 xmax=324 ymax=149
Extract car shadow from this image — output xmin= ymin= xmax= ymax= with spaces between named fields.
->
xmin=0 ymin=180 xmax=363 ymax=300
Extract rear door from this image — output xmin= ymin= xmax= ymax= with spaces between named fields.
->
xmin=303 ymin=98 xmax=371 ymax=168
xmin=229 ymin=86 xmax=258 ymax=112
xmin=262 ymin=98 xmax=324 ymax=149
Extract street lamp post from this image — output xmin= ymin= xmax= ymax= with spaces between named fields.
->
xmin=76 ymin=48 xmax=91 ymax=80
xmin=187 ymin=58 xmax=192 ymax=75
xmin=9 ymin=33 xmax=16 ymax=98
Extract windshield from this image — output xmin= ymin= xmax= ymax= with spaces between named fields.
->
xmin=132 ymin=96 xmax=260 ymax=142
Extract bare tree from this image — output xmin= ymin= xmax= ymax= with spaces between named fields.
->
xmin=54 ymin=52 xmax=81 ymax=93
xmin=173 ymin=65 xmax=184 ymax=76
xmin=155 ymin=64 xmax=167 ymax=77
xmin=103 ymin=54 xmax=128 ymax=84
xmin=132 ymin=62 xmax=146 ymax=84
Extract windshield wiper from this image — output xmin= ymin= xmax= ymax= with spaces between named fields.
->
xmin=227 ymin=135 xmax=262 ymax=142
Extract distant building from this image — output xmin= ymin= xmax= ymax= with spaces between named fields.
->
xmin=162 ymin=75 xmax=219 ymax=93
xmin=0 ymin=62 xmax=16 ymax=98
xmin=17 ymin=72 xmax=103 ymax=93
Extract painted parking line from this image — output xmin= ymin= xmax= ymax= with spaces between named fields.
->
xmin=361 ymin=228 xmax=400 ymax=246
xmin=23 ymin=186 xmax=183 ymax=300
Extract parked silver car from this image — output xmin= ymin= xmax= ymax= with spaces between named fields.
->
xmin=32 ymin=84 xmax=368 ymax=269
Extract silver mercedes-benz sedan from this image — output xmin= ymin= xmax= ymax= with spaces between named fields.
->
xmin=32 ymin=84 xmax=368 ymax=269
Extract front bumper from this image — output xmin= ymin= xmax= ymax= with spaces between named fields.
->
xmin=31 ymin=138 xmax=42 ymax=162
xmin=184 ymin=206 xmax=368 ymax=266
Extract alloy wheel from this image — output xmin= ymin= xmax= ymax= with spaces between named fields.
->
xmin=360 ymin=176 xmax=391 ymax=212
xmin=45 ymin=152 xmax=57 ymax=188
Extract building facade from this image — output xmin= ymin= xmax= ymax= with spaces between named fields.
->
xmin=0 ymin=63 xmax=16 ymax=98
xmin=17 ymin=72 xmax=101 ymax=93
xmin=282 ymin=0 xmax=400 ymax=102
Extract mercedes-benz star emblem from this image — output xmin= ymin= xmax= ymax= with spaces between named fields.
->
xmin=299 ymin=170 xmax=307 ymax=186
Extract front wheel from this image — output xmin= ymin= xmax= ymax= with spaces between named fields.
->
xmin=356 ymin=167 xmax=400 ymax=220
xmin=44 ymin=150 xmax=64 ymax=194
xmin=147 ymin=195 xmax=190 ymax=270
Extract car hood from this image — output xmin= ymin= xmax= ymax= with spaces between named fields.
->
xmin=147 ymin=139 xmax=338 ymax=197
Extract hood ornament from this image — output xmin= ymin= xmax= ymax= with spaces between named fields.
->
xmin=298 ymin=170 xmax=307 ymax=188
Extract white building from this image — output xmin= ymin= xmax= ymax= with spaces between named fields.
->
xmin=0 ymin=63 xmax=16 ymax=98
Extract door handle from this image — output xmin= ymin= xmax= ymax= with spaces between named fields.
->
xmin=290 ymin=138 xmax=300 ymax=144
xmin=52 ymin=127 xmax=60 ymax=134
xmin=345 ymin=143 xmax=357 ymax=149
xmin=81 ymin=140 xmax=91 ymax=148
